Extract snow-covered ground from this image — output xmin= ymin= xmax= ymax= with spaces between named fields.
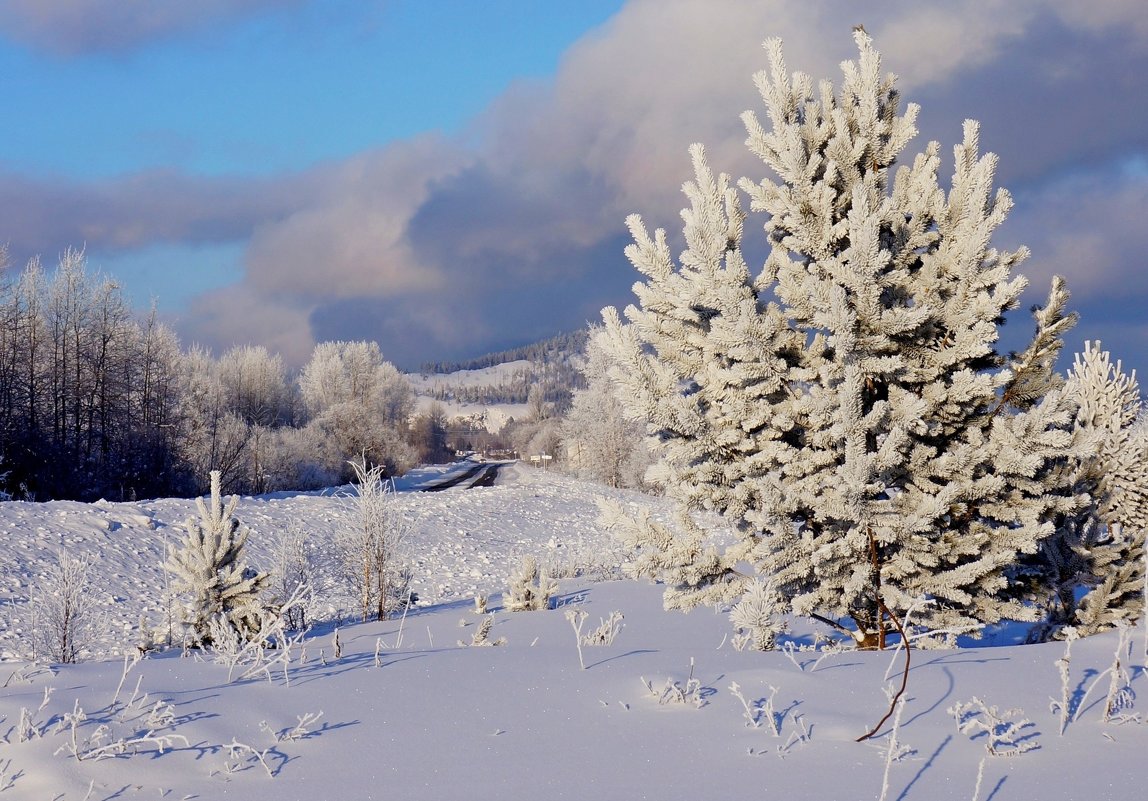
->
xmin=0 ymin=465 xmax=1146 ymax=799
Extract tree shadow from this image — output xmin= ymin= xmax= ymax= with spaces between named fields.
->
xmin=985 ymin=775 xmax=1008 ymax=800
xmin=895 ymin=733 xmax=951 ymax=801
xmin=902 ymin=666 xmax=956 ymax=728
xmin=584 ymin=648 xmax=657 ymax=670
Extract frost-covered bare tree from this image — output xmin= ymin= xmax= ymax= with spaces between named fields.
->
xmin=166 ymin=470 xmax=268 ymax=645
xmin=216 ymin=345 xmax=292 ymax=429
xmin=600 ymin=32 xmax=1095 ymax=648
xmin=177 ymin=346 xmax=253 ymax=494
xmin=299 ymin=341 xmax=417 ymax=479
xmin=562 ymin=328 xmax=651 ymax=489
xmin=410 ymin=401 xmax=452 ymax=464
xmin=178 ymin=345 xmax=303 ymax=495
xmin=26 ymin=550 xmax=103 ymax=663
xmin=0 ymin=249 xmax=188 ymax=500
xmin=267 ymin=522 xmax=315 ymax=631
xmin=337 ymin=461 xmax=411 ymax=621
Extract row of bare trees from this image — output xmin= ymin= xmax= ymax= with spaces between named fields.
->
xmin=0 ymin=249 xmax=437 ymax=501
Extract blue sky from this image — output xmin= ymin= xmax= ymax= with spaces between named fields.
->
xmin=0 ymin=2 xmax=624 ymax=179
xmin=0 ymin=0 xmax=1145 ymax=373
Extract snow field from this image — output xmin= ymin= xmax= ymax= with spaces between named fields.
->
xmin=0 ymin=465 xmax=1145 ymax=799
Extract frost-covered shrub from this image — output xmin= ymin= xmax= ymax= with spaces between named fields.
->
xmin=504 ymin=555 xmax=557 ymax=612
xmin=266 ymin=523 xmax=314 ymax=631
xmin=25 ymin=550 xmax=103 ymax=664
xmin=336 ymin=461 xmax=412 ymax=622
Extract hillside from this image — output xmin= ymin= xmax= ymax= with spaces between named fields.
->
xmin=407 ymin=331 xmax=588 ymax=433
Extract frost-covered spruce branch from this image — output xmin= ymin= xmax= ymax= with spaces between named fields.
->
xmin=1036 ymin=342 xmax=1148 ymax=639
xmin=729 ymin=580 xmax=785 ymax=651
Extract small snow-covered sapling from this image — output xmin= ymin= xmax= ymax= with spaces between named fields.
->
xmin=458 ymin=616 xmax=505 ymax=647
xmin=504 ymin=555 xmax=557 ymax=612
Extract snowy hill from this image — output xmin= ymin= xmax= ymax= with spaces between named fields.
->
xmin=0 ymin=466 xmax=1146 ymax=799
xmin=406 ymin=360 xmax=536 ymax=431
xmin=406 ymin=331 xmax=587 ymax=432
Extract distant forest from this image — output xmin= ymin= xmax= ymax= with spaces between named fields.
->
xmin=418 ymin=330 xmax=588 ymax=374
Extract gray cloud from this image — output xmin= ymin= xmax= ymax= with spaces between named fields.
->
xmin=0 ymin=170 xmax=293 ymax=264
xmin=0 ymin=0 xmax=301 ymax=54
xmin=2 ymin=0 xmax=1145 ymax=374
xmin=0 ymin=169 xmax=299 ymax=264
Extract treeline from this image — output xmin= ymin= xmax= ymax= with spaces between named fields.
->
xmin=418 ymin=330 xmax=587 ymax=375
xmin=0 ymin=250 xmax=448 ymax=502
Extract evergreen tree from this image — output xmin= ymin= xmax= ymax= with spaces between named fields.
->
xmin=1038 ymin=343 xmax=1148 ymax=636
xmin=166 ymin=470 xmax=267 ymax=645
xmin=600 ymin=32 xmax=1092 ymax=647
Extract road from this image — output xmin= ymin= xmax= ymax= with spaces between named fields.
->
xmin=419 ymin=461 xmax=505 ymax=492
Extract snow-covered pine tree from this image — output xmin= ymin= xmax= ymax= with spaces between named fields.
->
xmin=166 ymin=470 xmax=268 ymax=645
xmin=600 ymin=31 xmax=1093 ymax=648
xmin=1036 ymin=343 xmax=1148 ymax=636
